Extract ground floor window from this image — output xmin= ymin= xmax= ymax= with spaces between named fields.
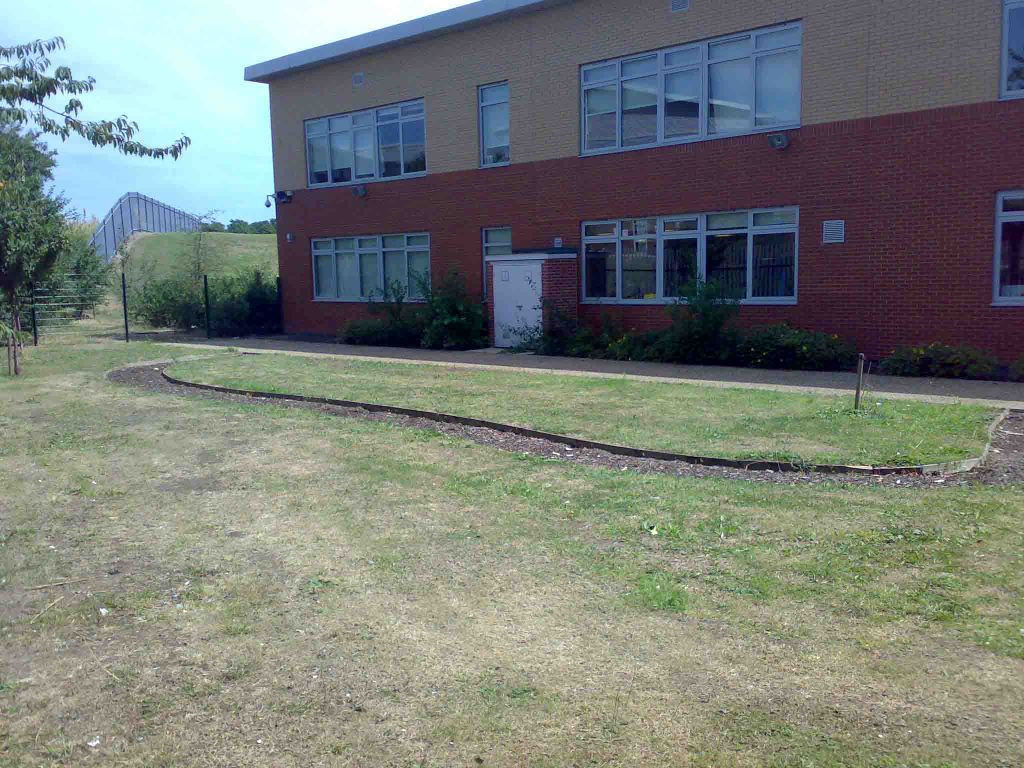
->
xmin=582 ymin=208 xmax=797 ymax=303
xmin=482 ymin=227 xmax=512 ymax=296
xmin=997 ymin=192 xmax=1024 ymax=303
xmin=312 ymin=233 xmax=430 ymax=301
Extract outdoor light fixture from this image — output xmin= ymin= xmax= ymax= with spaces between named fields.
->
xmin=286 ymin=233 xmax=295 ymax=243
xmin=352 ymin=185 xmax=367 ymax=198
xmin=767 ymin=133 xmax=790 ymax=151
xmin=265 ymin=191 xmax=294 ymax=207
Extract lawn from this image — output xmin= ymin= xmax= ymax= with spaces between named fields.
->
xmin=166 ymin=352 xmax=997 ymax=467
xmin=125 ymin=231 xmax=277 ymax=286
xmin=1 ymin=340 xmax=1022 ymax=767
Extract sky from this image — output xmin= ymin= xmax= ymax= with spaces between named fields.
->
xmin=6 ymin=0 xmax=464 ymax=224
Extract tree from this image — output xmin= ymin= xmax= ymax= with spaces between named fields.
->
xmin=227 ymin=219 xmax=252 ymax=234
xmin=201 ymin=221 xmax=225 ymax=233
xmin=1 ymin=37 xmax=190 ymax=159
xmin=0 ymin=137 xmax=69 ymax=374
xmin=248 ymin=219 xmax=276 ymax=235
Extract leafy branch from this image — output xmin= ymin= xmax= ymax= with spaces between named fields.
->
xmin=0 ymin=36 xmax=190 ymax=159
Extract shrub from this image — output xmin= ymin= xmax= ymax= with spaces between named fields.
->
xmin=129 ymin=275 xmax=202 ymax=329
xmin=207 ymin=270 xmax=281 ymax=336
xmin=1011 ymin=354 xmax=1024 ymax=382
xmin=645 ymin=280 xmax=741 ymax=364
xmin=735 ymin=324 xmax=858 ymax=371
xmin=339 ymin=280 xmax=426 ymax=347
xmin=129 ymin=268 xmax=280 ymax=336
xmin=420 ymin=271 xmax=487 ymax=350
xmin=880 ymin=342 xmax=1000 ymax=380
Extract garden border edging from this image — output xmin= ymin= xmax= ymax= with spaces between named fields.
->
xmin=160 ymin=369 xmax=1007 ymax=477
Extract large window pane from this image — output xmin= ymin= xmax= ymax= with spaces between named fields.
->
xmin=314 ymin=252 xmax=335 ymax=298
xmin=481 ymin=102 xmax=510 ymax=164
xmin=709 ymin=58 xmax=752 ymax=134
xmin=401 ymin=119 xmax=426 ymax=174
xmin=354 ymin=128 xmax=374 ymax=179
xmin=1000 ymin=220 xmax=1024 ymax=298
xmin=585 ymin=85 xmax=617 ymax=150
xmin=337 ymin=252 xmax=359 ymax=298
xmin=706 ymin=233 xmax=748 ymax=298
xmin=584 ymin=242 xmax=616 ymax=298
xmin=1007 ymin=5 xmax=1024 ymax=95
xmin=752 ymin=233 xmax=795 ymax=298
xmin=384 ymin=250 xmax=407 ymax=292
xmin=755 ymin=50 xmax=801 ymax=126
xmin=664 ymin=69 xmax=700 ymax=138
xmin=621 ymin=239 xmax=656 ymax=299
xmin=621 ymin=76 xmax=657 ymax=146
xmin=307 ymin=135 xmax=329 ymax=185
xmin=378 ymin=123 xmax=401 ymax=178
xmin=408 ymin=251 xmax=430 ymax=298
xmin=664 ymin=239 xmax=698 ymax=297
xmin=359 ymin=252 xmax=381 ymax=297
xmin=330 ymin=131 xmax=352 ymax=183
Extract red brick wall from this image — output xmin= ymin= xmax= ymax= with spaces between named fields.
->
xmin=541 ymin=259 xmax=579 ymax=331
xmin=276 ymin=99 xmax=1024 ymax=361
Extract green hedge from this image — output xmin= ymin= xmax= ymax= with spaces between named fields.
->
xmin=879 ymin=343 xmax=1000 ymax=380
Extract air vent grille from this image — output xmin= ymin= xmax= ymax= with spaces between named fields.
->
xmin=352 ymin=72 xmax=365 ymax=87
xmin=822 ymin=220 xmax=846 ymax=244
xmin=671 ymin=0 xmax=689 ymax=11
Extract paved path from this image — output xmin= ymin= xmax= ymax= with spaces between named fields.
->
xmin=162 ymin=335 xmax=1024 ymax=409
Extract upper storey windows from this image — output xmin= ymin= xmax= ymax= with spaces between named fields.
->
xmin=580 ymin=22 xmax=802 ymax=154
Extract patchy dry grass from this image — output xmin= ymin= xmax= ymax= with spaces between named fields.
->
xmin=0 ymin=340 xmax=1022 ymax=766
xmin=166 ymin=352 xmax=997 ymax=467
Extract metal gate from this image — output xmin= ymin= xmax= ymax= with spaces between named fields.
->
xmin=28 ymin=273 xmax=122 ymax=343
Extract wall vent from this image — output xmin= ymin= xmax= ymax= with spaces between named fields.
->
xmin=352 ymin=72 xmax=365 ymax=87
xmin=822 ymin=220 xmax=846 ymax=244
xmin=671 ymin=0 xmax=689 ymax=11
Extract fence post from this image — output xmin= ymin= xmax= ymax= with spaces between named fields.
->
xmin=121 ymin=272 xmax=130 ymax=343
xmin=29 ymin=283 xmax=38 ymax=346
xmin=203 ymin=274 xmax=211 ymax=339
xmin=854 ymin=353 xmax=866 ymax=411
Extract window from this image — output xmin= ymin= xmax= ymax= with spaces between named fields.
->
xmin=482 ymin=227 xmax=512 ymax=296
xmin=581 ymin=208 xmax=797 ymax=304
xmin=479 ymin=82 xmax=510 ymax=165
xmin=1004 ymin=1 xmax=1024 ymax=98
xmin=312 ymin=233 xmax=430 ymax=301
xmin=304 ymin=99 xmax=426 ymax=187
xmin=580 ymin=22 xmax=801 ymax=154
xmin=996 ymin=192 xmax=1024 ymax=304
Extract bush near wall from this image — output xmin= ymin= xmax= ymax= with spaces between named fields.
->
xmin=339 ymin=272 xmax=487 ymax=351
xmin=879 ymin=343 xmax=1001 ymax=380
xmin=1011 ymin=355 xmax=1024 ymax=382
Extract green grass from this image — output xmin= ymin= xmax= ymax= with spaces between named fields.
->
xmin=1 ymin=339 xmax=1021 ymax=766
xmin=166 ymin=353 xmax=996 ymax=467
xmin=125 ymin=231 xmax=277 ymax=286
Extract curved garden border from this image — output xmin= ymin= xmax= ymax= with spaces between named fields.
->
xmin=160 ymin=369 xmax=1008 ymax=477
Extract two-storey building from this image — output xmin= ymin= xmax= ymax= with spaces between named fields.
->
xmin=245 ymin=0 xmax=1024 ymax=360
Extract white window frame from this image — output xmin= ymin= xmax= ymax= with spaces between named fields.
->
xmin=581 ymin=208 xmax=799 ymax=305
xmin=478 ymin=81 xmax=510 ymax=167
xmin=994 ymin=191 xmax=1024 ymax=305
xmin=304 ymin=99 xmax=426 ymax=188
xmin=1003 ymin=0 xmax=1024 ymax=99
xmin=311 ymin=233 xmax=430 ymax=302
xmin=579 ymin=21 xmax=802 ymax=156
xmin=482 ymin=227 xmax=512 ymax=296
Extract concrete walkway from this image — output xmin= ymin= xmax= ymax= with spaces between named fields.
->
xmin=162 ymin=335 xmax=1024 ymax=409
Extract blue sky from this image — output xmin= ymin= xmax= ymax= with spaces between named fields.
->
xmin=8 ymin=0 xmax=462 ymax=223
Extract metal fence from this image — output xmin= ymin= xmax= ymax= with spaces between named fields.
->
xmin=88 ymin=192 xmax=200 ymax=262
xmin=28 ymin=273 xmax=112 ymax=341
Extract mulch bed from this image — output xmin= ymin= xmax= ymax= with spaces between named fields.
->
xmin=108 ymin=363 xmax=1024 ymax=488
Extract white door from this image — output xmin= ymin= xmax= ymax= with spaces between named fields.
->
xmin=492 ymin=261 xmax=542 ymax=348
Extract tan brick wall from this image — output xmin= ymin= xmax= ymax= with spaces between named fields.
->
xmin=265 ymin=0 xmax=1004 ymax=190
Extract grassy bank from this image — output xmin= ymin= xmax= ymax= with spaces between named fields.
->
xmin=125 ymin=231 xmax=277 ymax=284
xmin=166 ymin=352 xmax=996 ymax=467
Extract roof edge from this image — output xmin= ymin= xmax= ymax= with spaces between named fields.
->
xmin=244 ymin=0 xmax=561 ymax=83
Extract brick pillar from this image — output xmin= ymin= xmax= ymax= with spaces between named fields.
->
xmin=541 ymin=258 xmax=579 ymax=331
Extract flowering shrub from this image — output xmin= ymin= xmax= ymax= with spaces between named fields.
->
xmin=879 ymin=343 xmax=1000 ymax=380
